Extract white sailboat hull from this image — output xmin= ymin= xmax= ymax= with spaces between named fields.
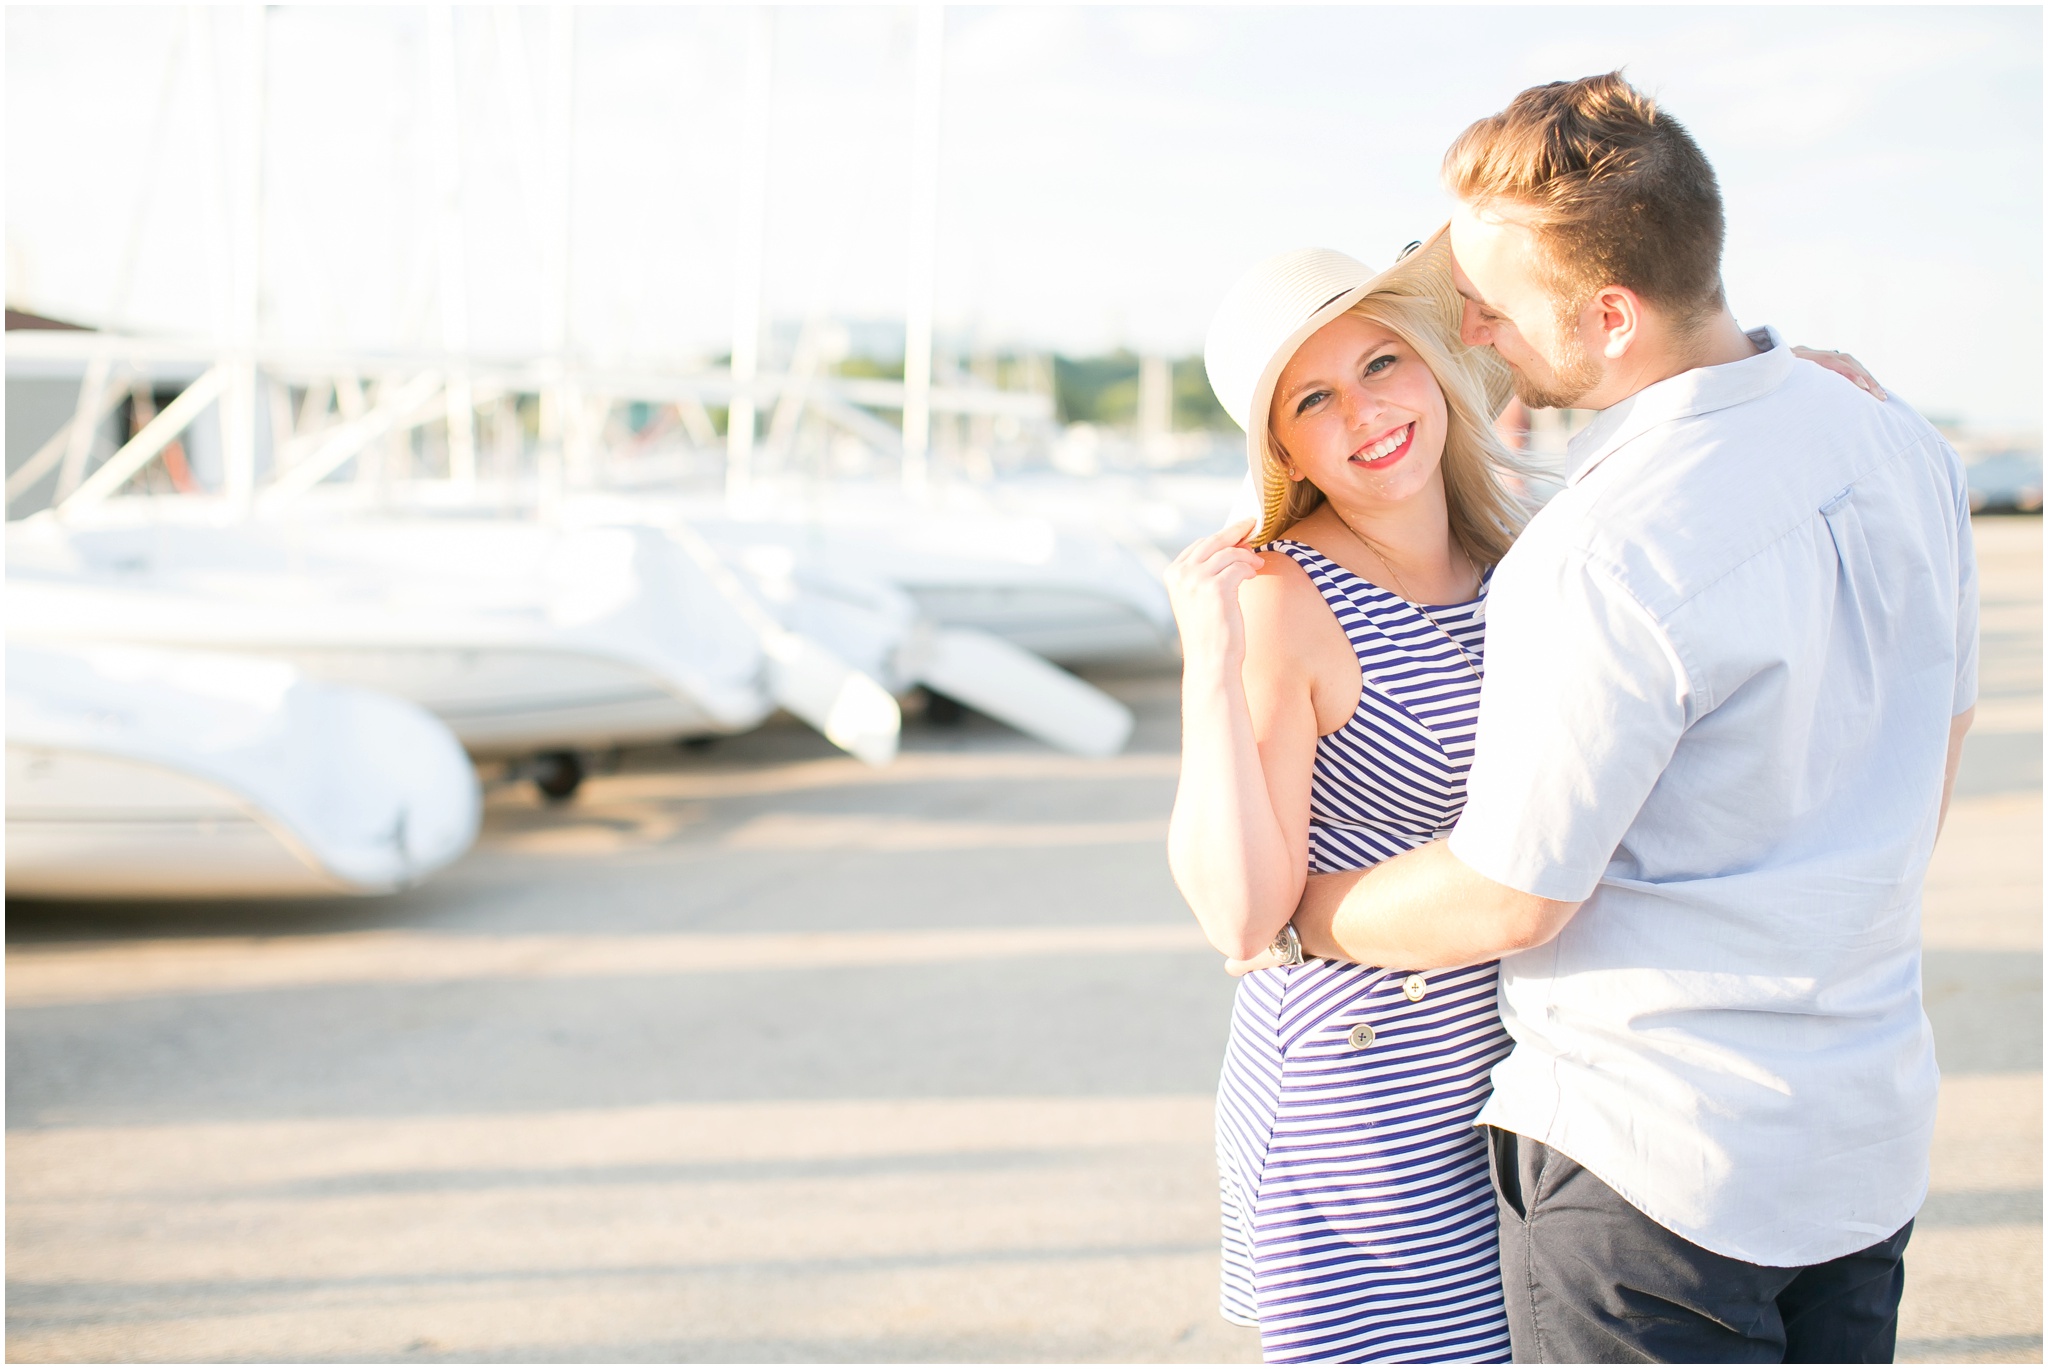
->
xmin=6 ymin=644 xmax=480 ymax=899
xmin=893 ymin=582 xmax=1170 ymax=665
xmin=8 ymin=751 xmax=358 ymax=898
xmin=247 ymin=645 xmax=732 ymax=752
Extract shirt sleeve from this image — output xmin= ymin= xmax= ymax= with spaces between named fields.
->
xmin=1449 ymin=547 xmax=1692 ymax=904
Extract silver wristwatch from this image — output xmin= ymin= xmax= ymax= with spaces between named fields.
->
xmin=1270 ymin=922 xmax=1305 ymax=967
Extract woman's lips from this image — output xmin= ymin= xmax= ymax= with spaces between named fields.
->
xmin=1351 ymin=422 xmax=1414 ymax=470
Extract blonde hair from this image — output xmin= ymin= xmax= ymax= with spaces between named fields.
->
xmin=1262 ymin=289 xmax=1533 ymax=565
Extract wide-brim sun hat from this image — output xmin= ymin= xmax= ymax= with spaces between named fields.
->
xmin=1203 ymin=224 xmax=1513 ymax=541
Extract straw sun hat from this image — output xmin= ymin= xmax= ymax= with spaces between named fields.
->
xmin=1203 ymin=225 xmax=1513 ymax=541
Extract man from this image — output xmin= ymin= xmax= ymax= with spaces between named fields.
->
xmin=1281 ymin=72 xmax=1978 ymax=1361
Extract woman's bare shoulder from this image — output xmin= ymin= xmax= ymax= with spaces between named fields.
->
xmin=1242 ymin=546 xmax=1319 ymax=606
xmin=1239 ymin=547 xmax=1329 ymax=653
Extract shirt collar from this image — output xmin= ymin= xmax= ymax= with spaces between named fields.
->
xmin=1564 ymin=325 xmax=1792 ymax=487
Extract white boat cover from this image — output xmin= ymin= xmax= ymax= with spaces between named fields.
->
xmin=578 ymin=491 xmax=1178 ymax=667
xmin=574 ymin=502 xmax=1138 ymax=757
xmin=8 ymin=511 xmax=774 ymax=755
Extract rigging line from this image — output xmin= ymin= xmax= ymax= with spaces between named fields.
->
xmin=106 ymin=12 xmax=190 ymax=331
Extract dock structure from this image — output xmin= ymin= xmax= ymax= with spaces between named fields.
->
xmin=6 ymin=517 xmax=2040 ymax=1364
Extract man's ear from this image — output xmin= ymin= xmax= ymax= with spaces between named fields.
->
xmin=1589 ymin=285 xmax=1644 ymax=360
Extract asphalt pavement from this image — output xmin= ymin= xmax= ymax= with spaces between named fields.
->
xmin=7 ymin=517 xmax=2039 ymax=1364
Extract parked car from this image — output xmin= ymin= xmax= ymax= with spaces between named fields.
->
xmin=1966 ymin=449 xmax=2044 ymax=514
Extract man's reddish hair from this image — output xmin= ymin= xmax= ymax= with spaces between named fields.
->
xmin=1443 ymin=72 xmax=1725 ymax=322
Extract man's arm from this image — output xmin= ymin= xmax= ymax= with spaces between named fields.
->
xmin=1938 ymin=706 xmax=1974 ymax=838
xmin=1237 ymin=553 xmax=1684 ymax=977
xmin=1289 ymin=838 xmax=1580 ymax=970
xmin=1277 ymin=675 xmax=1973 ymax=975
xmin=1217 ymin=536 xmax=1689 ymax=979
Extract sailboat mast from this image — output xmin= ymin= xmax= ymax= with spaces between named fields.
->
xmin=900 ymin=4 xmax=943 ymax=500
xmin=726 ymin=7 xmax=774 ymax=501
xmin=225 ymin=3 xmax=267 ymax=515
xmin=429 ymin=5 xmax=476 ymax=493
xmin=538 ymin=4 xmax=576 ymax=508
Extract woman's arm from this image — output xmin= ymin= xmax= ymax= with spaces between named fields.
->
xmin=1164 ymin=525 xmax=1321 ymax=960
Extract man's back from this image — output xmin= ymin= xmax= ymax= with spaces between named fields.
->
xmin=1455 ymin=333 xmax=1979 ymax=1267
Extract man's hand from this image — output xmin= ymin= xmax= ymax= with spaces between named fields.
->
xmin=1791 ymin=346 xmax=1888 ymax=401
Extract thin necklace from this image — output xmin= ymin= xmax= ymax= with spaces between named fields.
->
xmin=1329 ymin=513 xmax=1486 ymax=681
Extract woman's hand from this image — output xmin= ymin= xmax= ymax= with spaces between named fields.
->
xmin=1790 ymin=346 xmax=1888 ymax=401
xmin=1164 ymin=518 xmax=1262 ymax=675
xmin=1165 ymin=520 xmax=1320 ymax=962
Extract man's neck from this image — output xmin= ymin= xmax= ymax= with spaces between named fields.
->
xmin=1582 ymin=309 xmax=1759 ymax=411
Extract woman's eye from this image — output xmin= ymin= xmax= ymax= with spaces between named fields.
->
xmin=1294 ymin=390 xmax=1328 ymax=417
xmin=1364 ymin=354 xmax=1396 ymax=376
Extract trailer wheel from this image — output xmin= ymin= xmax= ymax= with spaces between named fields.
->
xmin=533 ymin=751 xmax=585 ymax=802
xmin=924 ymin=690 xmax=967 ymax=726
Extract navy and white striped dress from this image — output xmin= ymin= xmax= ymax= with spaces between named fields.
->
xmin=1216 ymin=539 xmax=1513 ymax=1364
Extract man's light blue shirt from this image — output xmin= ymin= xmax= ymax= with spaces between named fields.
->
xmin=1454 ymin=329 xmax=1980 ymax=1267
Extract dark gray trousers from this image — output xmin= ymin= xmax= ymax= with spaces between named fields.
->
xmin=1486 ymin=1127 xmax=1912 ymax=1363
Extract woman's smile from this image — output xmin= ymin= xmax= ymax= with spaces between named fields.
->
xmin=1351 ymin=421 xmax=1414 ymax=470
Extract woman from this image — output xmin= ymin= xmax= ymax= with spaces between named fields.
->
xmin=1165 ymin=231 xmax=1883 ymax=1363
xmin=1167 ymin=231 xmax=1522 ymax=1364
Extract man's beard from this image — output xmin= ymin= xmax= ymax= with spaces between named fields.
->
xmin=1512 ymin=306 xmax=1605 ymax=410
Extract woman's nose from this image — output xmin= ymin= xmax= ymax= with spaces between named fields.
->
xmin=1340 ymin=385 xmax=1383 ymax=430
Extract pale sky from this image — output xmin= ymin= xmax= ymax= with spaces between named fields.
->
xmin=7 ymin=5 xmax=2042 ymax=428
